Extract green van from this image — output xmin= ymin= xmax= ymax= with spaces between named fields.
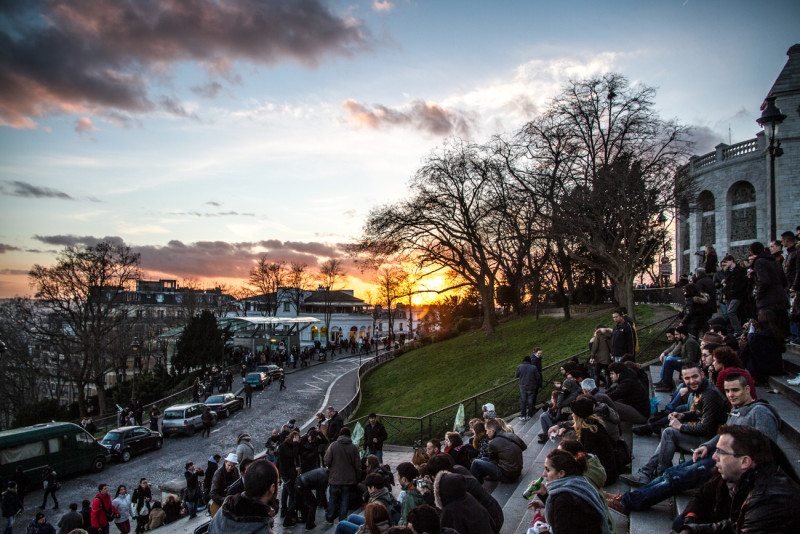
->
xmin=0 ymin=422 xmax=110 ymax=490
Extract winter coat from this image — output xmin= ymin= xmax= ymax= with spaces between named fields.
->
xmin=487 ymin=431 xmax=526 ymax=482
xmin=327 ymin=411 xmax=344 ymax=440
xmin=584 ymin=454 xmax=607 ymax=490
xmin=90 ymin=491 xmax=115 ymax=529
xmin=610 ymin=320 xmax=634 ymax=360
xmin=445 ymin=444 xmax=473 ymax=470
xmin=236 ymin=439 xmax=255 ymax=465
xmin=542 ymin=475 xmax=611 ymax=534
xmin=163 ymin=499 xmax=181 ymax=523
xmin=299 ymin=435 xmax=322 ymax=472
xmin=752 ymin=251 xmax=789 ymax=311
xmin=364 ymin=421 xmax=388 ymax=452
xmin=785 ymin=245 xmax=799 ymax=292
xmin=683 ymin=464 xmax=800 ymax=534
xmin=399 ymin=486 xmax=426 ymax=525
xmin=147 ymin=507 xmax=166 ymax=530
xmin=590 ymin=329 xmax=612 ymax=365
xmin=184 ymin=469 xmax=203 ymax=502
xmin=516 ymin=361 xmax=542 ymax=390
xmin=695 ymin=275 xmax=717 ymax=308
xmin=277 ymin=441 xmax=300 ymax=479
xmin=682 ymin=292 xmax=713 ymax=331
xmin=450 ymin=465 xmax=504 ymax=533
xmin=56 ymin=510 xmax=84 ymax=534
xmin=722 ymin=265 xmax=749 ymax=302
xmin=433 ymin=472 xmax=493 ymax=534
xmin=678 ymin=379 xmax=726 ymax=438
xmin=607 ymin=367 xmax=650 ymax=418
xmin=25 ymin=519 xmax=56 ymax=534
xmin=208 ymin=493 xmax=273 ymax=534
xmin=204 ymin=456 xmax=220 ymax=491
xmin=112 ymin=494 xmax=132 ymax=524
xmin=211 ymin=465 xmax=241 ymax=505
xmin=1 ymin=488 xmax=22 ymax=518
xmin=744 ymin=329 xmax=785 ymax=379
xmin=701 ymin=400 xmax=781 ymax=451
xmin=324 ymin=435 xmax=361 ymax=485
xmin=681 ymin=335 xmax=701 ymax=365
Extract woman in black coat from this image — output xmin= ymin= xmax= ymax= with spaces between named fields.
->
xmin=570 ymin=397 xmax=618 ymax=485
xmin=277 ymin=431 xmax=301 ymax=525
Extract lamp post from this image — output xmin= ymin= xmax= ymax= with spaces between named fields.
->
xmin=756 ymin=96 xmax=786 ymax=241
xmin=130 ymin=339 xmax=141 ymax=401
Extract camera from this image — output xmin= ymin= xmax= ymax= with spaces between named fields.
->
xmin=414 ymin=478 xmax=428 ymax=490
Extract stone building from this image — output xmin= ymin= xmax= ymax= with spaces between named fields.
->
xmin=677 ymin=44 xmax=800 ymax=275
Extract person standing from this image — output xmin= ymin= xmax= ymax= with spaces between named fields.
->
xmin=2 ymin=481 xmax=23 ymax=534
xmin=279 ymin=373 xmax=286 ymax=391
xmin=278 ymin=431 xmax=301 ymax=527
xmin=201 ymin=407 xmax=214 ymax=438
xmin=131 ymin=479 xmax=151 ymax=534
xmin=40 ymin=468 xmax=59 ymax=510
xmin=203 ymin=454 xmax=221 ymax=503
xmin=90 ymin=484 xmax=116 ymax=534
xmin=236 ymin=433 xmax=255 ymax=464
xmin=111 ymin=485 xmax=131 ymax=534
xmin=56 ymin=503 xmax=83 ymax=534
xmin=326 ymin=406 xmax=344 ymax=441
xmin=364 ymin=413 xmax=388 ymax=463
xmin=183 ymin=463 xmax=204 ymax=519
xmin=515 ymin=356 xmax=542 ymax=422
xmin=610 ymin=310 xmax=634 ymax=362
xmin=243 ymin=382 xmax=253 ymax=408
xmin=324 ymin=427 xmax=361 ymax=523
xmin=148 ymin=406 xmax=161 ymax=433
xmin=208 ymin=459 xmax=279 ymax=533
xmin=589 ymin=325 xmax=613 ymax=386
xmin=209 ymin=454 xmax=239 ymax=517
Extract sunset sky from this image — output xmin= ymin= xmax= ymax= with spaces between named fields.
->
xmin=1 ymin=0 xmax=798 ymax=300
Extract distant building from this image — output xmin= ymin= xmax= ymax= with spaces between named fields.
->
xmin=677 ymin=44 xmax=800 ymax=275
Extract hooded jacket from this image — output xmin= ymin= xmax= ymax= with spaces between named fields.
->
xmin=607 ymin=367 xmax=649 ymax=418
xmin=433 ymin=472 xmax=493 ymax=534
xmin=678 ymin=378 xmax=726 ymax=438
xmin=487 ymin=431 xmax=526 ymax=481
xmin=752 ymin=251 xmax=789 ymax=311
xmin=590 ymin=328 xmax=613 ymax=365
xmin=450 ymin=465 xmax=504 ymax=533
xmin=701 ymin=400 xmax=781 ymax=451
xmin=516 ymin=360 xmax=542 ymax=390
xmin=208 ymin=493 xmax=273 ymax=534
xmin=324 ymin=435 xmax=361 ymax=485
xmin=211 ymin=464 xmax=241 ymax=506
xmin=236 ymin=436 xmax=255 ymax=465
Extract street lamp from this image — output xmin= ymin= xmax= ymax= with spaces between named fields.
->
xmin=130 ymin=339 xmax=141 ymax=401
xmin=756 ymin=95 xmax=786 ymax=241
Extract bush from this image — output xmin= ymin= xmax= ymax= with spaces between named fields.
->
xmin=455 ymin=318 xmax=474 ymax=333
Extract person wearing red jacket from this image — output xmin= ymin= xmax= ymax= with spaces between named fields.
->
xmin=90 ymin=484 xmax=117 ymax=534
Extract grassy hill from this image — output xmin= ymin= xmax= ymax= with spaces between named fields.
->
xmin=353 ymin=305 xmax=674 ymax=422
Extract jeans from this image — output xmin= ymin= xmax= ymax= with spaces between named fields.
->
xmin=326 ymin=484 xmax=350 ymax=522
xmin=334 ymin=514 xmax=364 ymax=534
xmin=281 ymin=475 xmax=296 ymax=517
xmin=664 ymin=386 xmax=686 ymax=413
xmin=4 ymin=515 xmax=14 ymax=534
xmin=41 ymin=487 xmax=58 ymax=508
xmin=470 ymin=459 xmax=504 ymax=483
xmin=519 ymin=389 xmax=537 ymax=418
xmin=367 ymin=448 xmax=383 ymax=463
xmin=659 ymin=356 xmax=683 ymax=387
xmin=539 ymin=410 xmax=557 ymax=434
xmin=640 ymin=427 xmax=706 ymax=477
xmin=186 ymin=499 xmax=198 ymax=518
xmin=622 ymin=457 xmax=715 ymax=511
xmin=720 ymin=299 xmax=742 ymax=336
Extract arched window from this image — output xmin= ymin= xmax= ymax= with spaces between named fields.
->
xmin=728 ymin=181 xmax=756 ymax=246
xmin=697 ymin=190 xmax=716 ymax=246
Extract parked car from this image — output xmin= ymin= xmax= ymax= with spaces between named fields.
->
xmin=256 ymin=364 xmax=285 ymax=380
xmin=100 ymin=426 xmax=162 ymax=462
xmin=204 ymin=393 xmax=244 ymax=418
xmin=161 ymin=403 xmax=217 ymax=437
xmin=244 ymin=372 xmax=268 ymax=390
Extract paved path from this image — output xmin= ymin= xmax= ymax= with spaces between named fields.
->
xmin=12 ymin=350 xmax=383 ymax=533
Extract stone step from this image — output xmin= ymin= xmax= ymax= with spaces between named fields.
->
xmin=498 ymin=418 xmax=547 ymax=534
xmin=783 ymin=350 xmax=800 ymax=374
xmin=759 ymin=382 xmax=800 ymax=448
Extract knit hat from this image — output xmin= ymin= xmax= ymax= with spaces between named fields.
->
xmin=580 ymin=378 xmax=596 ymax=392
xmin=571 ymin=397 xmax=595 ymax=419
xmin=237 ymin=432 xmax=251 ymax=443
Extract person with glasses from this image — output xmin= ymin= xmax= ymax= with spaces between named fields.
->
xmin=675 ymin=425 xmax=800 ymax=533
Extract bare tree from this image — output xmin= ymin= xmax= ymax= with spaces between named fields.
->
xmin=284 ymin=262 xmax=311 ymax=316
xmin=318 ymin=259 xmax=344 ymax=345
xmin=375 ymin=266 xmax=408 ymax=340
xmin=28 ymin=242 xmax=141 ymax=415
xmin=248 ymin=257 xmax=286 ymax=316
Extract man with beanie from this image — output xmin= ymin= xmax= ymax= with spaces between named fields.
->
xmin=516 ymin=356 xmax=541 ymax=422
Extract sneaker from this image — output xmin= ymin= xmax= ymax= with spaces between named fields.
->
xmin=619 ymin=472 xmax=651 ymax=487
xmin=632 ymin=424 xmax=653 ymax=437
xmin=537 ymin=433 xmax=548 ymax=444
xmin=605 ymin=493 xmax=629 ymax=516
xmin=787 ymin=374 xmax=800 ymax=386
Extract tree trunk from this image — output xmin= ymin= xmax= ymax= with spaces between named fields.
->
xmin=94 ymin=375 xmax=109 ymax=415
xmin=478 ymin=283 xmax=496 ymax=335
xmin=613 ymin=274 xmax=636 ymax=323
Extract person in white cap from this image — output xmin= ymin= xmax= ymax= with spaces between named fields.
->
xmin=209 ymin=453 xmax=240 ymax=516
xmin=482 ymin=403 xmax=497 ymax=419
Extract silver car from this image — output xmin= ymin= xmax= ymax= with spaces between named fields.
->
xmin=161 ymin=403 xmax=217 ymax=437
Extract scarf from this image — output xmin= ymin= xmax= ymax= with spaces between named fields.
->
xmin=544 ymin=475 xmax=612 ymax=534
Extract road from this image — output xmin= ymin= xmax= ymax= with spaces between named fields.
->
xmin=12 ymin=354 xmax=368 ymax=533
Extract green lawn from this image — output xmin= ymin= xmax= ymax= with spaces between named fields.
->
xmin=353 ymin=304 xmax=671 ymax=420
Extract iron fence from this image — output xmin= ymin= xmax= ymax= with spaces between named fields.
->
xmin=348 ymin=312 xmax=680 ymax=445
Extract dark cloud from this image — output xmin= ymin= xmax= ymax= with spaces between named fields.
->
xmin=0 ymin=244 xmax=22 ymax=253
xmin=0 ymin=0 xmax=372 ymax=128
xmin=688 ymin=125 xmax=724 ymax=155
xmin=159 ymin=96 xmax=199 ymax=120
xmin=33 ymin=234 xmax=126 ymax=247
xmin=205 ymin=201 xmax=222 ymax=207
xmin=1 ymin=180 xmax=73 ymax=200
xmin=343 ymin=98 xmax=474 ymax=137
xmin=28 ymin=234 xmax=352 ymax=279
xmin=191 ymin=81 xmax=224 ymax=99
xmin=0 ymin=268 xmax=28 ymax=275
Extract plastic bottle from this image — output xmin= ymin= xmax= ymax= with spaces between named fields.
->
xmin=522 ymin=476 xmax=545 ymax=499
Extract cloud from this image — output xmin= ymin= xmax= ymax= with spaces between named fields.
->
xmin=191 ymin=81 xmax=224 ymax=99
xmin=33 ymin=234 xmax=126 ymax=247
xmin=205 ymin=201 xmax=222 ymax=207
xmin=0 ymin=244 xmax=22 ymax=253
xmin=74 ymin=116 xmax=96 ymax=135
xmin=1 ymin=180 xmax=74 ymax=200
xmin=343 ymin=99 xmax=475 ymax=137
xmin=0 ymin=269 xmax=28 ymax=275
xmin=159 ymin=96 xmax=199 ymax=120
xmin=0 ymin=0 xmax=372 ymax=128
xmin=28 ymin=234 xmax=353 ymax=279
xmin=372 ymin=1 xmax=394 ymax=12
xmin=171 ymin=211 xmax=255 ymax=218
xmin=688 ymin=125 xmax=724 ymax=155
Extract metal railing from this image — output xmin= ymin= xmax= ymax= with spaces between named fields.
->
xmin=347 ymin=312 xmax=680 ymax=445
